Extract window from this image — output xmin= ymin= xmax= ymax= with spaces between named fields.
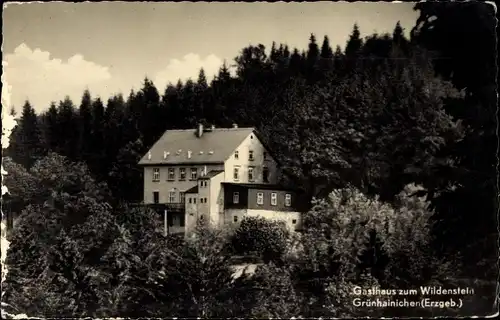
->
xmin=180 ymin=168 xmax=186 ymax=180
xmin=263 ymin=151 xmax=268 ymax=160
xmin=233 ymin=216 xmax=238 ymax=223
xmin=234 ymin=151 xmax=239 ymax=159
xmin=257 ymin=192 xmax=264 ymax=205
xmin=248 ymin=167 xmax=254 ymax=182
xmin=180 ymin=192 xmax=185 ymax=204
xmin=292 ymin=219 xmax=297 ymax=224
xmin=200 ymin=197 xmax=204 ymax=203
xmin=153 ymin=168 xmax=160 ymax=181
xmin=189 ymin=198 xmax=192 ymax=204
xmin=191 ymin=168 xmax=197 ymax=180
xmin=168 ymin=168 xmax=175 ymax=180
xmin=194 ymin=198 xmax=197 ymax=204
xmin=233 ymin=192 xmax=240 ymax=204
xmin=271 ymin=192 xmax=277 ymax=206
xmin=233 ymin=167 xmax=239 ymax=181
xmin=263 ymin=167 xmax=269 ymax=183
xmin=204 ymin=197 xmax=208 ymax=203
xmin=153 ymin=191 xmax=159 ymax=204
xmin=169 ymin=191 xmax=176 ymax=203
xmin=249 ymin=150 xmax=254 ymax=161
xmin=285 ymin=194 xmax=292 ymax=207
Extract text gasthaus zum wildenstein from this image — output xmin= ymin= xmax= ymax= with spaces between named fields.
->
xmin=351 ymin=286 xmax=474 ymax=309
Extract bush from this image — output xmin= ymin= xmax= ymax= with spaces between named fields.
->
xmin=294 ymin=184 xmax=459 ymax=317
xmin=230 ymin=216 xmax=290 ymax=264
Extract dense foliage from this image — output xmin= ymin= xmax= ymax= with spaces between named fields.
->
xmin=3 ymin=2 xmax=497 ymax=317
xmin=230 ymin=216 xmax=289 ymax=263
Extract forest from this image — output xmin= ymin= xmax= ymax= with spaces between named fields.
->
xmin=2 ymin=2 xmax=497 ymax=318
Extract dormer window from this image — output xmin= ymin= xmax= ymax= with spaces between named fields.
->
xmin=180 ymin=168 xmax=186 ymax=180
xmin=234 ymin=151 xmax=239 ymax=160
xmin=190 ymin=168 xmax=197 ymax=180
xmin=263 ymin=151 xmax=268 ymax=160
xmin=249 ymin=150 xmax=254 ymax=161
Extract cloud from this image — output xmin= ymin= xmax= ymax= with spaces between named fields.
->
xmin=154 ymin=53 xmax=223 ymax=90
xmin=2 ymin=43 xmax=114 ymax=112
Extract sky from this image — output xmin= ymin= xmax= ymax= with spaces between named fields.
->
xmin=2 ymin=1 xmax=419 ymax=113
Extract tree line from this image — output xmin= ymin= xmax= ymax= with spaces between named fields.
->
xmin=3 ymin=3 xmax=497 ymax=315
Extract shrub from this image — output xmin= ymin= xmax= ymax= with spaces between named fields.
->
xmin=294 ymin=184 xmax=459 ymax=317
xmin=230 ymin=216 xmax=290 ymax=264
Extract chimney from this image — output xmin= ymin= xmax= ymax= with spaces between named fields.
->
xmin=147 ymin=151 xmax=152 ymax=160
xmin=163 ymin=151 xmax=168 ymax=159
xmin=187 ymin=150 xmax=192 ymax=159
xmin=232 ymin=123 xmax=238 ymax=129
xmin=197 ymin=123 xmax=203 ymax=138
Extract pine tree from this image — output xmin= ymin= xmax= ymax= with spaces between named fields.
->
xmin=57 ymin=96 xmax=79 ymax=160
xmin=8 ymin=101 xmax=45 ymax=168
xmin=89 ymin=97 xmax=106 ymax=177
xmin=78 ymin=90 xmax=93 ymax=162
xmin=306 ymin=34 xmax=320 ymax=69
xmin=320 ymin=35 xmax=334 ymax=59
xmin=140 ymin=77 xmax=162 ymax=146
xmin=345 ymin=23 xmax=363 ymax=57
xmin=41 ymin=102 xmax=59 ymax=152
xmin=289 ymin=48 xmax=302 ymax=74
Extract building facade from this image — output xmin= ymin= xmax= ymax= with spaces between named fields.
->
xmin=138 ymin=124 xmax=305 ymax=235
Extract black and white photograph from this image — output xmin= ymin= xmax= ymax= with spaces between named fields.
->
xmin=1 ymin=1 xmax=498 ymax=318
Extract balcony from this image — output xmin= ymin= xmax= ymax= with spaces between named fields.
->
xmin=164 ymin=202 xmax=185 ymax=212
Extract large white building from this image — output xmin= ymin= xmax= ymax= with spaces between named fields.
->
xmin=138 ymin=124 xmax=306 ymax=235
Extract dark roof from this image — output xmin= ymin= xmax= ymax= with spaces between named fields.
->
xmin=221 ymin=182 xmax=302 ymax=192
xmin=184 ymin=185 xmax=199 ymax=194
xmin=138 ymin=127 xmax=255 ymax=165
xmin=199 ymin=170 xmax=224 ymax=180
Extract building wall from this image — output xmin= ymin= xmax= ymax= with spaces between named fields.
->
xmin=197 ymin=179 xmax=210 ymax=225
xmin=168 ymin=212 xmax=185 ymax=234
xmin=185 ymin=193 xmax=198 ymax=234
xmin=223 ymin=133 xmax=279 ymax=184
xmin=223 ymin=184 xmax=250 ymax=209
xmin=224 ymin=208 xmax=248 ymax=225
xmin=247 ymin=209 xmax=301 ymax=231
xmin=223 ymin=208 xmax=301 ymax=231
xmin=247 ymin=188 xmax=301 ymax=212
xmin=143 ymin=163 xmax=224 ymax=204
xmin=208 ymin=173 xmax=225 ymax=228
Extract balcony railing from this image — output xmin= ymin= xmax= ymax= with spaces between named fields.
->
xmin=164 ymin=202 xmax=185 ymax=211
xmin=135 ymin=202 xmax=185 ymax=212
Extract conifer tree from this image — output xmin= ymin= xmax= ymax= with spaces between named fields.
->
xmin=78 ymin=90 xmax=93 ymax=161
xmin=8 ymin=101 xmax=46 ymax=168
xmin=345 ymin=23 xmax=363 ymax=57
xmin=56 ymin=96 xmax=79 ymax=160
xmin=41 ymin=102 xmax=59 ymax=152
xmin=320 ymin=35 xmax=334 ymax=59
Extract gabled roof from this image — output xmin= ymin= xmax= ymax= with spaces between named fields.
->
xmin=199 ymin=170 xmax=224 ymax=180
xmin=138 ymin=127 xmax=255 ymax=165
xmin=184 ymin=185 xmax=199 ymax=194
